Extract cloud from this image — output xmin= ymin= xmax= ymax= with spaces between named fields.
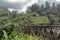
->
xmin=5 ymin=0 xmax=27 ymax=3
xmin=38 ymin=0 xmax=56 ymax=6
xmin=56 ymin=0 xmax=60 ymax=2
xmin=0 ymin=0 xmax=38 ymax=12
xmin=19 ymin=0 xmax=38 ymax=12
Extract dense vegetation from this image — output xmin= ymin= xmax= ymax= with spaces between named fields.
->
xmin=0 ymin=1 xmax=60 ymax=40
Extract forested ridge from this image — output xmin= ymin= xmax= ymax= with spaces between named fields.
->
xmin=0 ymin=1 xmax=60 ymax=40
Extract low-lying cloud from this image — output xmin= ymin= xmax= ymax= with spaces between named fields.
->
xmin=0 ymin=0 xmax=38 ymax=12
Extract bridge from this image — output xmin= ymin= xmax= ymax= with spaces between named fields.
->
xmin=22 ymin=25 xmax=60 ymax=35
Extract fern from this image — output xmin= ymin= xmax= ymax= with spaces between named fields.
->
xmin=3 ymin=30 xmax=9 ymax=40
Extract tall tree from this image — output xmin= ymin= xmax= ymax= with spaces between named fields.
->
xmin=57 ymin=4 xmax=60 ymax=12
xmin=27 ymin=3 xmax=40 ymax=13
xmin=45 ymin=1 xmax=50 ymax=9
xmin=52 ymin=2 xmax=56 ymax=7
xmin=40 ymin=4 xmax=45 ymax=12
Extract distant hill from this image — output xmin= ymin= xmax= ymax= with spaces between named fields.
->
xmin=37 ymin=0 xmax=60 ymax=6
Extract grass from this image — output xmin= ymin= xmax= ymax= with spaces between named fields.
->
xmin=2 ymin=30 xmax=40 ymax=40
xmin=30 ymin=16 xmax=50 ymax=25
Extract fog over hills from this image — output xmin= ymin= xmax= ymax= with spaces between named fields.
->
xmin=0 ymin=0 xmax=60 ymax=12
xmin=37 ymin=0 xmax=60 ymax=6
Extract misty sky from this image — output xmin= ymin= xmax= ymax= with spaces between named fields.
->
xmin=0 ymin=0 xmax=60 ymax=12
